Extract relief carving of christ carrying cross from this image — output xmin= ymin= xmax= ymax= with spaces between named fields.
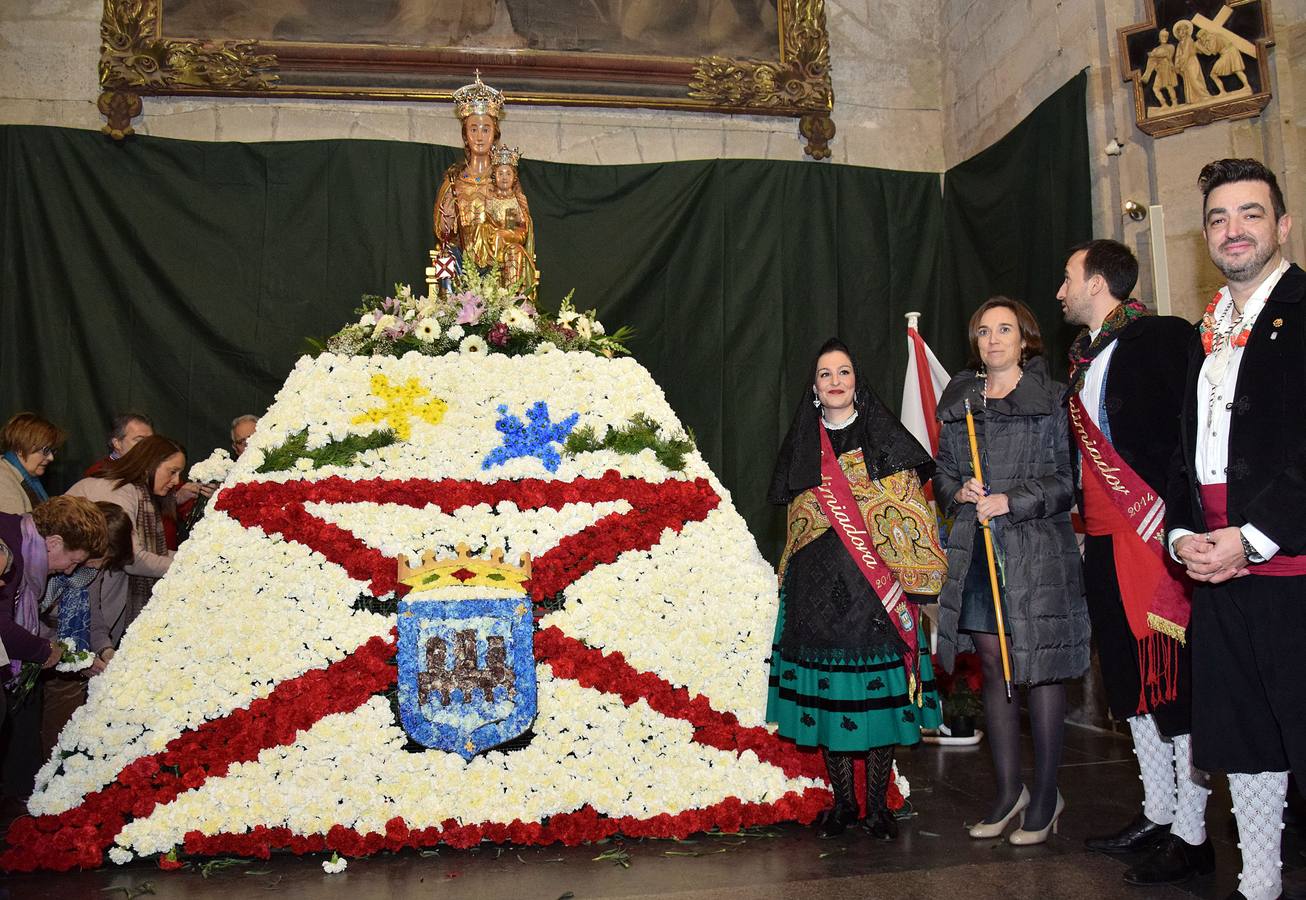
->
xmin=1117 ymin=0 xmax=1274 ymax=137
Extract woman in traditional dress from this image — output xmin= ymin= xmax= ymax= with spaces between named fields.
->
xmin=933 ymin=298 xmax=1088 ymax=845
xmin=767 ymin=338 xmax=946 ymax=838
xmin=65 ymin=435 xmax=185 ymax=643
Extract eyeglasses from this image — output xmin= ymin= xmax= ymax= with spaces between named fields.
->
xmin=37 ymin=447 xmax=55 ymax=458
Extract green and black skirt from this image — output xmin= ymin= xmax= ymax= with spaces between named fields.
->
xmin=766 ymin=534 xmax=941 ymax=752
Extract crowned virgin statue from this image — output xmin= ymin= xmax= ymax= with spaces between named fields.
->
xmin=433 ymin=73 xmax=539 ymax=299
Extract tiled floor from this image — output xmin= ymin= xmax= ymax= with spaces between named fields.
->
xmin=3 ymin=722 xmax=1302 ymax=899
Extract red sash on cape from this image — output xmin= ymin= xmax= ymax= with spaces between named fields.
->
xmin=1069 ymin=394 xmax=1190 ymax=713
xmin=815 ymin=423 xmax=921 ymax=702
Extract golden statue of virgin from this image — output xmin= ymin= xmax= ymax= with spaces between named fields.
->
xmin=433 ymin=74 xmax=539 ymax=299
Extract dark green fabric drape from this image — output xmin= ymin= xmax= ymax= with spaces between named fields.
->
xmin=0 ymin=127 xmax=946 ymax=560
xmin=0 ymin=73 xmax=1088 ymax=563
xmin=941 ymin=71 xmax=1093 ymax=371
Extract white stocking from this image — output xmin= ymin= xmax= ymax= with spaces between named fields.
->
xmin=1128 ymin=714 xmax=1175 ymax=825
xmin=1168 ymin=733 xmax=1209 ymax=845
xmin=1228 ymin=771 xmax=1288 ymax=900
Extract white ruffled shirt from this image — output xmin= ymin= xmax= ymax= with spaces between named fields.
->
xmin=1168 ymin=258 xmax=1290 ymax=562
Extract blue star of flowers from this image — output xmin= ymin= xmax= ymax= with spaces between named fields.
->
xmin=481 ymin=401 xmax=580 ymax=473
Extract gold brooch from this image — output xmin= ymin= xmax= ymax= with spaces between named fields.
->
xmin=1272 ymin=317 xmax=1284 ymax=327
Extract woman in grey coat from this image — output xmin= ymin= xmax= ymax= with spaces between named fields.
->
xmin=934 ymin=297 xmax=1089 ymax=846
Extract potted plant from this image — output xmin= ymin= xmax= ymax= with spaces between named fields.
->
xmin=934 ymin=651 xmax=984 ymax=737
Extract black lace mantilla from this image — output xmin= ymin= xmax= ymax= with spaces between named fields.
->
xmin=769 ymin=343 xmax=932 ymax=505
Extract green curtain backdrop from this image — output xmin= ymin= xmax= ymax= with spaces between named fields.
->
xmin=0 ymin=73 xmax=1088 ymax=562
xmin=942 ymin=71 xmax=1092 ymax=369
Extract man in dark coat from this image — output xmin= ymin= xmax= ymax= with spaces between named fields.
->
xmin=1059 ymin=239 xmax=1209 ymax=885
xmin=1167 ymin=158 xmax=1303 ymax=900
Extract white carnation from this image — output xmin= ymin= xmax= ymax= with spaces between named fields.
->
xmin=189 ymin=448 xmax=233 ymax=484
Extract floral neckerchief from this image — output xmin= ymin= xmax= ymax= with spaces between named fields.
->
xmin=1199 ymin=289 xmax=1252 ymax=356
xmin=1068 ymin=300 xmax=1150 ymax=393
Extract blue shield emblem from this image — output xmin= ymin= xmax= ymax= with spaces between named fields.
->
xmin=396 ymin=596 xmax=536 ymax=760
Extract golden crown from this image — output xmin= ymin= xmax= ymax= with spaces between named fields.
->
xmin=398 ymin=543 xmax=531 ymax=594
xmin=490 ymin=145 xmax=521 ymax=168
xmin=452 ymin=71 xmax=505 ymax=121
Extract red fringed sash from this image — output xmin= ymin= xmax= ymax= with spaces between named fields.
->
xmin=1069 ymin=395 xmax=1190 ymax=713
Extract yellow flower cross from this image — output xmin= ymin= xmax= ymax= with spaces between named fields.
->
xmin=351 ymin=374 xmax=448 ymax=441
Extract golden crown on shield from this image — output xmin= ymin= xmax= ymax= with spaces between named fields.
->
xmin=398 ymin=543 xmax=531 ymax=594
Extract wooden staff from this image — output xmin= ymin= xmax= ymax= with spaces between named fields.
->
xmin=964 ymin=399 xmax=1013 ymax=700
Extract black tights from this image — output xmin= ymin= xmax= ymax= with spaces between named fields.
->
xmin=821 ymin=746 xmax=896 ymax=816
xmin=973 ymin=632 xmax=1066 ymax=831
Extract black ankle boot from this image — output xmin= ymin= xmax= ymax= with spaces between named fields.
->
xmin=861 ymin=807 xmax=899 ymax=840
xmin=816 ymin=803 xmax=859 ymax=838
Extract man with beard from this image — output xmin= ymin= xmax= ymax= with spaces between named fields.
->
xmin=1059 ymin=240 xmax=1209 ymax=886
xmin=1168 ymin=158 xmax=1303 ymax=900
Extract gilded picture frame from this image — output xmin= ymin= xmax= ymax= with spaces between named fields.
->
xmin=99 ymin=0 xmax=836 ymax=158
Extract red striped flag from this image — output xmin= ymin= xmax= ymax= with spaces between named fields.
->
xmin=900 ymin=314 xmax=949 ymax=457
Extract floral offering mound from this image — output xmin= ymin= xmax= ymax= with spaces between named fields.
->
xmin=9 ymin=350 xmax=836 ymax=872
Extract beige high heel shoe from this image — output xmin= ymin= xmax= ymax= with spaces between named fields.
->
xmin=1008 ymin=791 xmax=1064 ymax=845
xmin=968 ymin=785 xmax=1030 ymax=839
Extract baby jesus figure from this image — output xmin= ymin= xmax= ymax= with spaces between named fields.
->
xmin=469 ymin=145 xmax=538 ymax=298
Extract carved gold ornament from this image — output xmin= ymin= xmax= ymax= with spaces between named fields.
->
xmin=99 ymin=0 xmax=276 ymax=138
xmin=96 ymin=0 xmax=835 ymax=158
xmin=690 ymin=0 xmax=835 ymax=158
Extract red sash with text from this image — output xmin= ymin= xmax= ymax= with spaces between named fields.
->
xmin=816 ymin=424 xmax=921 ymax=703
xmin=1069 ymin=394 xmax=1190 ymax=712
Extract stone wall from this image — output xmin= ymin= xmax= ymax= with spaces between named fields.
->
xmin=0 ymin=0 xmax=945 ymax=171
xmin=944 ymin=0 xmax=1305 ymax=320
